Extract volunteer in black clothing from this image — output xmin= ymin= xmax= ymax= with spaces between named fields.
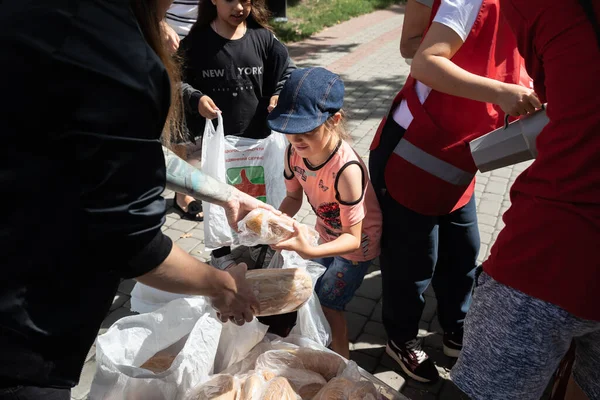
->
xmin=179 ymin=0 xmax=296 ymax=270
xmin=0 ymin=1 xmax=268 ymax=398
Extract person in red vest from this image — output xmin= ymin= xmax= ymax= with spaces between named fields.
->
xmin=451 ymin=1 xmax=600 ymax=399
xmin=368 ymin=0 xmax=540 ymax=383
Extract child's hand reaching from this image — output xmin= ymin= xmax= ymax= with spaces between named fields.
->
xmin=271 ymin=221 xmax=315 ymax=259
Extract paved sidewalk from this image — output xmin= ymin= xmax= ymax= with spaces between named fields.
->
xmin=72 ymin=5 xmax=536 ymax=399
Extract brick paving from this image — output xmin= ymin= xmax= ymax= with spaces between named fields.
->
xmin=71 ymin=5 xmax=536 ymax=399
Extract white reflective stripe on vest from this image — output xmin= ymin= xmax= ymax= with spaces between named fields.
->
xmin=393 ymin=139 xmax=474 ymax=186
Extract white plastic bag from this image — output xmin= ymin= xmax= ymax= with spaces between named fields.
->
xmin=267 ymin=251 xmax=332 ymax=347
xmin=89 ymin=298 xmax=221 ymax=400
xmin=90 ymin=297 xmax=268 ymax=400
xmin=201 ymin=114 xmax=288 ymax=250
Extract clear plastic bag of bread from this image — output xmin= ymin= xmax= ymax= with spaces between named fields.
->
xmin=260 ymin=376 xmax=300 ymax=400
xmin=184 ymin=374 xmax=240 ymax=400
xmin=246 ymin=268 xmax=313 ymax=316
xmin=287 ymin=348 xmax=346 ymax=381
xmin=238 ymin=209 xmax=319 ymax=246
xmin=239 ymin=373 xmax=267 ymax=400
xmin=255 ymin=350 xmax=327 ymax=398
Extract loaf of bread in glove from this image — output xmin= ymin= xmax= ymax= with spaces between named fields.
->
xmin=348 ymin=381 xmax=379 ymax=400
xmin=185 ymin=374 xmax=238 ymax=400
xmin=246 ymin=268 xmax=313 ymax=317
xmin=140 ymin=353 xmax=176 ymax=373
xmin=312 ymin=377 xmax=353 ymax=400
xmin=259 ymin=377 xmax=298 ymax=400
xmin=291 ymin=349 xmax=345 ymax=381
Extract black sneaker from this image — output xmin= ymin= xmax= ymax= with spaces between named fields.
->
xmin=386 ymin=339 xmax=440 ymax=383
xmin=443 ymin=331 xmax=463 ymax=358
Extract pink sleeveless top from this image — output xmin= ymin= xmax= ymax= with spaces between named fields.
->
xmin=284 ymin=140 xmax=382 ymax=261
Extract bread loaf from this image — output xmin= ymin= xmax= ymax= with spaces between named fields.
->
xmin=348 ymin=381 xmax=379 ymax=400
xmin=185 ymin=374 xmax=238 ymax=400
xmin=140 ymin=353 xmax=176 ymax=373
xmin=259 ymin=377 xmax=298 ymax=400
xmin=246 ymin=269 xmax=313 ymax=316
xmin=245 ymin=209 xmax=294 ymax=243
xmin=298 ymin=382 xmax=325 ymax=400
xmin=240 ymin=374 xmax=266 ymax=400
xmin=291 ymin=349 xmax=345 ymax=381
xmin=238 ymin=209 xmax=319 ymax=247
xmin=312 ymin=377 xmax=353 ymax=400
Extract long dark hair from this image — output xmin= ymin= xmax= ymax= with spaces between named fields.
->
xmin=130 ymin=0 xmax=184 ymax=144
xmin=194 ymin=0 xmax=272 ymax=31
xmin=579 ymin=0 xmax=600 ymax=48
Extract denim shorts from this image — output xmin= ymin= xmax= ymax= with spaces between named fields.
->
xmin=451 ymin=272 xmax=600 ymax=400
xmin=312 ymin=256 xmax=372 ymax=311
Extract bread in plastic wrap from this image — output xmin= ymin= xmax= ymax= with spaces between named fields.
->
xmin=312 ymin=377 xmax=354 ymax=400
xmin=185 ymin=374 xmax=238 ymax=400
xmin=259 ymin=377 xmax=299 ymax=400
xmin=255 ymin=350 xmax=327 ymax=396
xmin=298 ymin=382 xmax=325 ymax=400
xmin=291 ymin=348 xmax=345 ymax=381
xmin=238 ymin=209 xmax=319 ymax=246
xmin=246 ymin=268 xmax=313 ymax=317
xmin=139 ymin=353 xmax=177 ymax=374
xmin=239 ymin=373 xmax=266 ymax=400
xmin=348 ymin=380 xmax=379 ymax=400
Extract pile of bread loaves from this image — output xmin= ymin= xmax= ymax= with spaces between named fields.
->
xmin=184 ymin=347 xmax=382 ymax=400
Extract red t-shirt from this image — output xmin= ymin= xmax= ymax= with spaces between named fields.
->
xmin=485 ymin=0 xmax=600 ymax=321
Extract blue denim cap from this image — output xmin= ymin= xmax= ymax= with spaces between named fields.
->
xmin=268 ymin=67 xmax=344 ymax=134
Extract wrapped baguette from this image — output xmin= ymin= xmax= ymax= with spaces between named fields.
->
xmin=246 ymin=268 xmax=313 ymax=317
xmin=259 ymin=377 xmax=299 ymax=400
xmin=185 ymin=374 xmax=238 ymax=400
xmin=238 ymin=209 xmax=319 ymax=246
xmin=139 ymin=352 xmax=176 ymax=374
xmin=312 ymin=377 xmax=353 ymax=400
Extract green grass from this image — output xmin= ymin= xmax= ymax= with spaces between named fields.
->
xmin=272 ymin=0 xmax=401 ymax=43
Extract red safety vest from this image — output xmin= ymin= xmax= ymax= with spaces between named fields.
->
xmin=370 ymin=0 xmax=531 ymax=216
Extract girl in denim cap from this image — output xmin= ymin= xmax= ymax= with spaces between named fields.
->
xmin=267 ymin=67 xmax=383 ymax=358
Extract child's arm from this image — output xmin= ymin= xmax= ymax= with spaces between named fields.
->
xmin=279 ymin=145 xmax=304 ymax=218
xmin=273 ymin=164 xmax=364 ymax=259
xmin=279 ymin=189 xmax=303 ymax=218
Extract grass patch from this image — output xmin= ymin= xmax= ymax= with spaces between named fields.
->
xmin=272 ymin=0 xmax=400 ymax=43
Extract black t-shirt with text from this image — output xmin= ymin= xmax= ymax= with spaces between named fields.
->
xmin=180 ymin=23 xmax=293 ymax=139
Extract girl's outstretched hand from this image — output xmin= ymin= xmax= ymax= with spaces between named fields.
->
xmin=271 ymin=221 xmax=315 ymax=259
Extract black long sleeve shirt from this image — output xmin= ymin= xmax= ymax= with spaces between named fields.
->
xmin=0 ymin=0 xmax=173 ymax=388
xmin=180 ymin=23 xmax=296 ymax=139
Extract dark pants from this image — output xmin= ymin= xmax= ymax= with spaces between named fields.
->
xmin=379 ymin=191 xmax=479 ymax=343
xmin=0 ymin=386 xmax=70 ymax=400
xmin=369 ymin=117 xmax=479 ymax=344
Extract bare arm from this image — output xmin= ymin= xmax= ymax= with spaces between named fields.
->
xmin=163 ymin=147 xmax=277 ymax=229
xmin=411 ymin=22 xmax=541 ymax=116
xmin=278 ymin=149 xmax=304 ymax=217
xmin=279 ymin=189 xmax=304 ymax=218
xmin=137 ymin=244 xmax=260 ymax=323
xmin=400 ymin=0 xmax=432 ymax=59
xmin=273 ymin=164 xmax=363 ymax=259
